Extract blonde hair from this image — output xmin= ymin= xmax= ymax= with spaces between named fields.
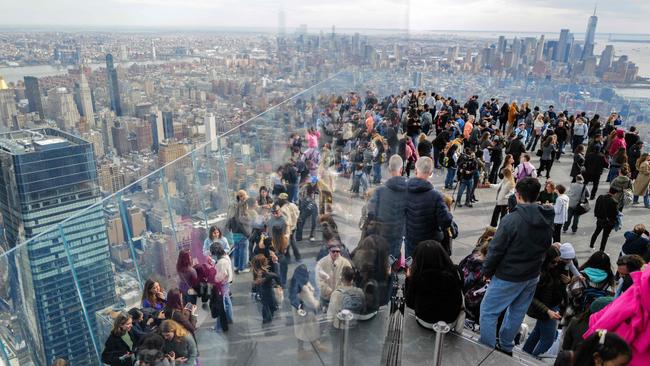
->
xmin=502 ymin=168 xmax=515 ymax=185
xmin=418 ymin=133 xmax=428 ymax=143
xmin=159 ymin=319 xmax=188 ymax=339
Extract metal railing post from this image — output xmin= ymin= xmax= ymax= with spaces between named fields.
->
xmin=432 ymin=321 xmax=450 ymax=366
xmin=337 ymin=309 xmax=354 ymax=366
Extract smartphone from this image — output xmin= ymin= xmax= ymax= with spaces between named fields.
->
xmin=184 ymin=302 xmax=194 ymax=311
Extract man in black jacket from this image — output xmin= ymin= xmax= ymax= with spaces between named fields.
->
xmin=455 ymin=149 xmax=478 ymax=207
xmin=367 ymin=154 xmax=408 ymax=260
xmin=405 ymin=157 xmax=455 ymax=259
xmin=590 ymin=188 xmax=619 ymax=251
xmin=479 ymin=177 xmax=554 ymax=355
xmin=506 ymin=133 xmax=526 ymax=168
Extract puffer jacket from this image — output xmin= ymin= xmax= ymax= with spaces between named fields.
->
xmin=405 ymin=178 xmax=454 ymax=246
xmin=367 ymin=175 xmax=408 ymax=239
xmin=527 ymin=268 xmax=567 ymax=320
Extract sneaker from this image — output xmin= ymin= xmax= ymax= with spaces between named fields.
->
xmin=466 ymin=203 xmax=473 ymax=208
xmin=309 ymin=237 xmax=315 ymax=242
xmin=241 ymin=268 xmax=251 ymax=273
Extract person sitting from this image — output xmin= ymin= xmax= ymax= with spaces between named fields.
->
xmin=141 ymin=279 xmax=166 ymax=311
xmin=620 ymin=224 xmax=650 ymax=260
xmin=351 ymin=235 xmax=391 ymax=312
xmin=161 ymin=289 xmax=197 ymax=336
xmin=316 ymin=244 xmax=352 ymax=308
xmin=128 ymin=308 xmax=154 ymax=339
xmin=560 ymin=297 xmax=613 ymax=352
xmin=327 ymin=266 xmax=366 ymax=329
xmin=405 ymin=240 xmax=463 ymax=331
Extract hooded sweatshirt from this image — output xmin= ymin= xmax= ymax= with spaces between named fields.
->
xmin=608 ymin=129 xmax=627 ymax=156
xmin=482 ymin=203 xmax=554 ymax=282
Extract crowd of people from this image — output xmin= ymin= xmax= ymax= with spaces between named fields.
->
xmin=94 ymin=89 xmax=649 ymax=366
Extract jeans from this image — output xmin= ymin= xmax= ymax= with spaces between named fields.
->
xmin=278 ymin=252 xmax=289 ymax=287
xmin=215 ymin=283 xmax=234 ymax=330
xmin=233 ymin=236 xmax=249 ymax=271
xmin=296 ymin=201 xmax=318 ymax=240
xmin=522 ymin=315 xmax=558 ymax=356
xmin=606 ymin=166 xmax=620 ymax=183
xmin=445 ymin=167 xmax=457 ymax=188
xmin=479 ymin=276 xmax=539 ymax=352
xmin=288 ymin=229 xmax=301 ymax=261
xmin=633 ymin=194 xmax=650 ymax=207
xmin=433 ymin=147 xmax=441 ymax=168
xmin=373 ymin=162 xmax=382 ymax=184
xmin=557 ymin=141 xmax=566 ymax=160
xmin=563 ymin=207 xmax=580 ymax=232
xmin=527 ymin=135 xmax=540 ymax=151
xmin=456 ymin=179 xmax=474 ymax=205
xmin=287 ymin=183 xmax=299 ymax=203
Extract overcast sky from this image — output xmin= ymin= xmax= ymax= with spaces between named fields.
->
xmin=2 ymin=0 xmax=649 ymax=35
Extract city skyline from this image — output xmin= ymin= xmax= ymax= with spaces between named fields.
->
xmin=2 ymin=0 xmax=649 ymax=34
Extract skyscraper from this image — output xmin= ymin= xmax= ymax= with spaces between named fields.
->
xmin=24 ymin=76 xmax=45 ymax=120
xmin=106 ymin=54 xmax=123 ymax=116
xmin=598 ymin=45 xmax=615 ymax=76
xmin=77 ymin=70 xmax=95 ymax=126
xmin=111 ymin=121 xmax=130 ymax=156
xmin=204 ymin=112 xmax=217 ymax=151
xmin=0 ymin=81 xmax=16 ymax=129
xmin=556 ymin=29 xmax=571 ymax=63
xmin=48 ymin=87 xmax=80 ymax=131
xmin=162 ymin=110 xmax=174 ymax=139
xmin=0 ymin=128 xmax=116 ymax=365
xmin=150 ymin=110 xmax=164 ymax=152
xmin=582 ymin=6 xmax=598 ymax=60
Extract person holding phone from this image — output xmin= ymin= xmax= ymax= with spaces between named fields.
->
xmin=101 ymin=312 xmax=138 ymax=366
xmin=161 ymin=289 xmax=197 ymax=336
xmin=160 ymin=320 xmax=197 ymax=366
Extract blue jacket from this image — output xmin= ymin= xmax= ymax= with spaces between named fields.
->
xmin=405 ymin=178 xmax=454 ymax=246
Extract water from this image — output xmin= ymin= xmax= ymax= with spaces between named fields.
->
xmin=0 ymin=58 xmax=198 ymax=83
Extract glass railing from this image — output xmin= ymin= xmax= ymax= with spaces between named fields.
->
xmin=2 ymin=66 xmax=641 ymax=366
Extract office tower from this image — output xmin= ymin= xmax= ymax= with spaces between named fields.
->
xmin=497 ymin=36 xmax=507 ymax=57
xmin=98 ymin=162 xmax=126 ymax=194
xmin=278 ymin=10 xmax=286 ymax=38
xmin=77 ymin=71 xmax=95 ymax=125
xmin=204 ymin=112 xmax=217 ymax=151
xmin=111 ymin=121 xmax=130 ymax=156
xmin=583 ymin=6 xmax=598 ymax=60
xmin=106 ymin=54 xmax=123 ymax=116
xmin=82 ymin=129 xmax=105 ymax=159
xmin=49 ymin=87 xmax=80 ymax=131
xmin=598 ymin=45 xmax=614 ymax=75
xmin=24 ymin=76 xmax=45 ymax=120
xmin=0 ymin=80 xmax=16 ymax=128
xmin=158 ymin=140 xmax=188 ymax=174
xmin=162 ymin=110 xmax=174 ymax=139
xmin=0 ymin=128 xmax=116 ymax=365
xmin=150 ymin=110 xmax=164 ymax=152
xmin=151 ymin=40 xmax=156 ymax=61
xmin=556 ymin=29 xmax=571 ymax=62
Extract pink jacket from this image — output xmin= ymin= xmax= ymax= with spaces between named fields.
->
xmin=306 ymin=131 xmax=321 ymax=149
xmin=608 ymin=130 xmax=627 ymax=156
xmin=585 ymin=269 xmax=650 ymax=366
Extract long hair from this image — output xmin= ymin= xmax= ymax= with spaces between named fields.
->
xmin=574 ymin=331 xmax=630 ymax=366
xmin=165 ymin=288 xmax=184 ymax=311
xmin=176 ymin=248 xmax=192 ymax=273
xmin=580 ymin=251 xmax=615 ymax=285
xmin=637 ymin=153 xmax=649 ymax=170
xmin=411 ymin=240 xmax=455 ymax=279
xmin=141 ymin=279 xmax=162 ymax=307
xmin=111 ymin=312 xmax=132 ymax=336
xmin=502 ymin=168 xmax=515 ymax=186
xmin=159 ymin=319 xmax=188 ymax=339
xmin=352 ymin=235 xmax=390 ymax=286
xmin=289 ymin=264 xmax=310 ymax=310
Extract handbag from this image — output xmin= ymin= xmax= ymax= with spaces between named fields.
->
xmin=272 ymin=284 xmax=284 ymax=305
xmin=536 ymin=149 xmax=543 ymax=157
xmin=575 ymin=185 xmax=590 ymax=215
xmin=622 ymin=189 xmax=633 ymax=208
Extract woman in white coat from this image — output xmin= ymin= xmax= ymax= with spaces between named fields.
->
xmin=489 ymin=167 xmax=515 ymax=227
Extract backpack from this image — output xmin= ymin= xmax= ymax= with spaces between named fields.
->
xmin=337 ymin=287 xmax=365 ymax=315
xmin=194 ymin=263 xmax=216 ymax=302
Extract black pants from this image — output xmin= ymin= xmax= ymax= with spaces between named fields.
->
xmin=590 ymin=220 xmax=614 ymax=251
xmin=489 ymin=158 xmax=502 ymax=184
xmin=585 ymin=176 xmax=601 ymax=200
xmin=296 ymin=201 xmax=318 ymax=241
xmin=490 ymin=205 xmax=508 ymax=227
xmin=538 ymin=159 xmax=554 ymax=178
xmin=553 ymin=223 xmax=562 ymax=243
xmin=285 ymin=229 xmax=301 ymax=261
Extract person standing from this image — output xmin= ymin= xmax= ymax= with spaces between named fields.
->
xmin=570 ymin=145 xmax=586 ymax=183
xmin=405 ymin=157 xmax=455 ymax=259
xmin=632 ymin=153 xmax=650 ymax=208
xmin=584 ymin=145 xmax=609 ymax=200
xmin=479 ymin=177 xmax=554 ymax=355
xmin=563 ymin=175 xmax=590 ymax=234
xmin=490 ymin=168 xmax=515 ymax=227
xmin=553 ymin=185 xmax=569 ymax=243
xmin=590 ymin=188 xmax=619 ymax=251
xmin=456 ymin=148 xmax=478 ymax=208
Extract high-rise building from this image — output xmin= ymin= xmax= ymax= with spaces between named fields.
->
xmin=0 ymin=128 xmax=116 ymax=365
xmin=556 ymin=29 xmax=571 ymax=63
xmin=534 ymin=35 xmax=545 ymax=63
xmin=0 ymin=82 xmax=16 ymax=128
xmin=598 ymin=45 xmax=614 ymax=76
xmin=106 ymin=54 xmax=123 ymax=116
xmin=111 ymin=121 xmax=130 ymax=156
xmin=150 ymin=110 xmax=164 ymax=152
xmin=583 ymin=6 xmax=598 ymax=60
xmin=48 ymin=87 xmax=80 ymax=131
xmin=24 ymin=76 xmax=45 ymax=120
xmin=204 ymin=112 xmax=217 ymax=151
xmin=162 ymin=110 xmax=174 ymax=139
xmin=82 ymin=129 xmax=105 ymax=159
xmin=98 ymin=162 xmax=126 ymax=194
xmin=497 ymin=36 xmax=507 ymax=57
xmin=158 ymin=140 xmax=188 ymax=174
xmin=77 ymin=71 xmax=95 ymax=125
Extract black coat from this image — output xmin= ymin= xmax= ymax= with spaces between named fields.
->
xmin=594 ymin=194 xmax=619 ymax=223
xmin=417 ymin=139 xmax=433 ymax=158
xmin=101 ymin=331 xmax=138 ymax=366
xmin=583 ymin=151 xmax=608 ymax=180
xmin=405 ymin=178 xmax=454 ymax=246
xmin=506 ymin=138 xmax=526 ymax=163
xmin=527 ymin=268 xmax=567 ymax=320
xmin=367 ymin=176 xmax=408 ymax=241
xmin=482 ymin=204 xmax=554 ymax=282
xmin=405 ymin=267 xmax=463 ymax=324
xmin=570 ymin=153 xmax=585 ymax=178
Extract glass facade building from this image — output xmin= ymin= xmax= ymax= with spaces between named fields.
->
xmin=105 ymin=54 xmax=123 ymax=117
xmin=0 ymin=129 xmax=115 ymax=365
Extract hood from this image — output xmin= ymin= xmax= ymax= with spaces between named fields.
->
xmin=514 ymin=203 xmax=555 ymax=228
xmin=584 ymin=267 xmax=608 ymax=283
xmin=616 ymin=129 xmax=625 ymax=138
xmin=407 ymin=178 xmax=434 ymax=193
xmin=385 ymin=176 xmax=408 ymax=192
xmin=623 ymin=231 xmax=639 ymax=241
